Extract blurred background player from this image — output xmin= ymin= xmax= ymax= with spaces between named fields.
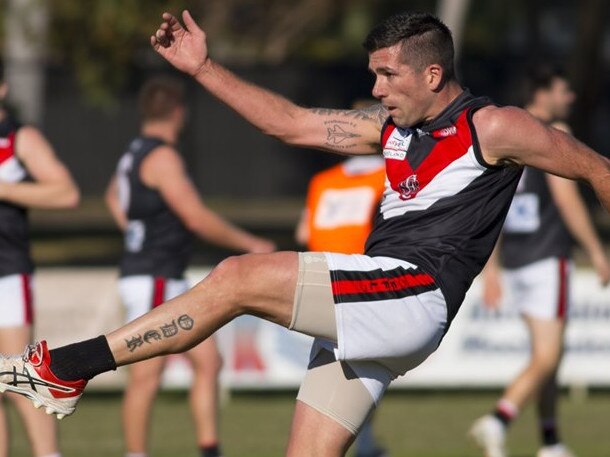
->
xmin=0 ymin=67 xmax=80 ymax=457
xmin=105 ymin=76 xmax=276 ymax=457
xmin=296 ymin=100 xmax=386 ymax=457
xmin=469 ymin=66 xmax=610 ymax=457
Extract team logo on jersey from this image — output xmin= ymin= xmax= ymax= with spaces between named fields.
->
xmin=398 ymin=174 xmax=420 ymax=200
xmin=0 ymin=138 xmax=10 ymax=148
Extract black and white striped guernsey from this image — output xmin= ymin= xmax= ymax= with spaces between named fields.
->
xmin=365 ymin=90 xmax=523 ymax=324
xmin=116 ymin=136 xmax=193 ymax=278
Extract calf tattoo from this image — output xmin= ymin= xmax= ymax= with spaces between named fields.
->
xmin=125 ymin=314 xmax=195 ymax=352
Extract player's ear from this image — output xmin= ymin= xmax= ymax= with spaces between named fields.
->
xmin=426 ymin=64 xmax=443 ymax=91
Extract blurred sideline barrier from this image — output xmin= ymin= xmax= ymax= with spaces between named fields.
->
xmin=35 ymin=267 xmax=610 ymax=390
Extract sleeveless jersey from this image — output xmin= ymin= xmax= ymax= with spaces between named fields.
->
xmin=0 ymin=116 xmax=33 ymax=276
xmin=306 ymin=156 xmax=385 ymax=254
xmin=501 ymin=166 xmax=572 ymax=269
xmin=117 ymin=136 xmax=193 ymax=278
xmin=365 ymin=90 xmax=523 ymax=324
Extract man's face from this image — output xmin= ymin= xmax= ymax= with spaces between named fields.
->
xmin=545 ymin=77 xmax=575 ymax=120
xmin=368 ymin=43 xmax=433 ymax=128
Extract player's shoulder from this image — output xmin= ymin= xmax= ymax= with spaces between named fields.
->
xmin=14 ymin=125 xmax=54 ymax=159
xmin=471 ymin=105 xmax=533 ymax=145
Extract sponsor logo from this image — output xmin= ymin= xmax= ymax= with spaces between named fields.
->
xmin=383 ymin=148 xmax=406 ymax=160
xmin=383 ymin=129 xmax=412 ymax=161
xmin=431 ymin=126 xmax=457 ymax=138
xmin=0 ymin=138 xmax=10 ymax=148
xmin=398 ymin=174 xmax=420 ymax=200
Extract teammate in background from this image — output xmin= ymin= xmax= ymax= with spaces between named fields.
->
xmin=2 ymin=11 xmax=610 ymax=457
xmin=0 ymin=68 xmax=80 ymax=457
xmin=104 ymin=76 xmax=275 ymax=457
xmin=469 ymin=67 xmax=610 ymax=457
xmin=295 ymin=103 xmax=387 ymax=457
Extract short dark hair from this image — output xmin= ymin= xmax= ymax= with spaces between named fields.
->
xmin=138 ymin=76 xmax=185 ymax=122
xmin=363 ymin=12 xmax=455 ymax=82
xmin=522 ymin=65 xmax=567 ymax=105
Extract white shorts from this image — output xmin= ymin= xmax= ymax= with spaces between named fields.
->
xmin=293 ymin=252 xmax=447 ymax=404
xmin=504 ymin=257 xmax=571 ymax=320
xmin=119 ymin=276 xmax=189 ymax=323
xmin=0 ymin=273 xmax=34 ymax=328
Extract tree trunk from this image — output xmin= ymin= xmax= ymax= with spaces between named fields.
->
xmin=3 ymin=0 xmax=48 ymax=125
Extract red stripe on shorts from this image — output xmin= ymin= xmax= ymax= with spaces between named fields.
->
xmin=331 ymin=272 xmax=435 ymax=296
xmin=557 ymin=258 xmax=568 ymax=319
xmin=152 ymin=277 xmax=166 ymax=308
xmin=21 ymin=274 xmax=33 ymax=325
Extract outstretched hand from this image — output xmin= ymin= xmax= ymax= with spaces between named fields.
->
xmin=151 ymin=10 xmax=209 ymax=77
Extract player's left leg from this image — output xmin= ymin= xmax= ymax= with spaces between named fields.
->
xmin=0 ymin=326 xmax=60 ymax=457
xmin=503 ymin=316 xmax=565 ymax=411
xmin=534 ymin=333 xmax=575 ymax=457
xmin=185 ymin=337 xmax=224 ymax=457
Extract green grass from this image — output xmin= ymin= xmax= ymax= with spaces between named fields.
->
xmin=5 ymin=390 xmax=610 ymax=457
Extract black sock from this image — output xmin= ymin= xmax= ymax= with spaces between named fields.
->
xmin=201 ymin=444 xmax=222 ymax=457
xmin=49 ymin=336 xmax=117 ymax=381
xmin=493 ymin=409 xmax=513 ymax=427
xmin=541 ymin=421 xmax=560 ymax=446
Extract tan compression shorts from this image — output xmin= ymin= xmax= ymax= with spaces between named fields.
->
xmin=289 ymin=252 xmax=337 ymax=341
xmin=290 ymin=252 xmax=376 ymax=434
xmin=296 ymin=347 xmax=376 ymax=434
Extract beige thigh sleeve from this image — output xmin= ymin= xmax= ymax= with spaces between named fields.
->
xmin=297 ymin=348 xmax=376 ymax=435
xmin=289 ymin=252 xmax=337 ymax=341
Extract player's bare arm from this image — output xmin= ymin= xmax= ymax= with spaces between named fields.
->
xmin=0 ymin=126 xmax=79 ymax=208
xmin=151 ymin=11 xmax=384 ymax=155
xmin=142 ymin=146 xmax=275 ymax=253
xmin=104 ymin=175 xmax=128 ymax=231
xmin=546 ymin=174 xmax=610 ymax=285
xmin=474 ymin=105 xmax=610 ymax=213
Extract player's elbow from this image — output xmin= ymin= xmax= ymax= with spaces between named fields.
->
xmin=59 ymin=186 xmax=80 ymax=209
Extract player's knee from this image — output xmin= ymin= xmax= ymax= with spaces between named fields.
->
xmin=192 ymin=351 xmax=223 ymax=377
xmin=202 ymin=255 xmax=250 ymax=308
xmin=127 ymin=370 xmax=162 ymax=393
xmin=530 ymin=352 xmax=560 ymax=377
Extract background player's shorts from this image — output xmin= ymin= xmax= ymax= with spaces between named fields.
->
xmin=0 ymin=273 xmax=34 ymax=328
xmin=292 ymin=252 xmax=447 ymax=406
xmin=119 ymin=276 xmax=189 ymax=323
xmin=504 ymin=256 xmax=572 ymax=320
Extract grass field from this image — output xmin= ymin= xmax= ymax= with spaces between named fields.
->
xmin=6 ymin=390 xmax=610 ymax=457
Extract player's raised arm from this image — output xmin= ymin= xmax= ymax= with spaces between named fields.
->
xmin=474 ymin=105 xmax=610 ymax=214
xmin=151 ymin=11 xmax=384 ymax=155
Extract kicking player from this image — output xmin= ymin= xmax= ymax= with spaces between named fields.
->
xmin=469 ymin=66 xmax=610 ymax=457
xmin=105 ymin=76 xmax=275 ymax=457
xmin=2 ymin=11 xmax=610 ymax=457
xmin=0 ymin=68 xmax=80 ymax=457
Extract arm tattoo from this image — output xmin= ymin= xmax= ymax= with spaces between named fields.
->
xmin=309 ymin=104 xmax=388 ymax=152
xmin=124 ymin=314 xmax=195 ymax=352
xmin=309 ymin=103 xmax=389 ymax=128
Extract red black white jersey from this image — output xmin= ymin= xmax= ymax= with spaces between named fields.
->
xmin=117 ymin=136 xmax=193 ymax=278
xmin=365 ymin=90 xmax=523 ymax=323
xmin=0 ymin=116 xmax=33 ymax=277
xmin=501 ymin=166 xmax=572 ymax=269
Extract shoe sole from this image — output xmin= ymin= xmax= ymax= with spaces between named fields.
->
xmin=0 ymin=381 xmax=74 ymax=419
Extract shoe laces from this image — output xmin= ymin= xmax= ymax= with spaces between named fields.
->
xmin=22 ymin=343 xmax=40 ymax=363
